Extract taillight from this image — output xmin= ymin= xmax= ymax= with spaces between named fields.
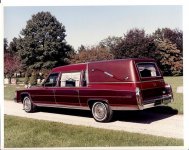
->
xmin=165 ymin=84 xmax=172 ymax=94
xmin=136 ymin=87 xmax=143 ymax=109
xmin=165 ymin=84 xmax=173 ymax=102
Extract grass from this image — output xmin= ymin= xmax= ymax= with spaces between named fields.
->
xmin=17 ymin=77 xmax=25 ymax=84
xmin=4 ymin=84 xmax=25 ymax=100
xmin=164 ymin=76 xmax=183 ymax=114
xmin=4 ymin=115 xmax=183 ymax=148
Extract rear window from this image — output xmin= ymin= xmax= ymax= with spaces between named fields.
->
xmin=137 ymin=63 xmax=161 ymax=78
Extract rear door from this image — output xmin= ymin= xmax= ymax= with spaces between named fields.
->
xmin=135 ymin=62 xmax=165 ymax=102
xmin=54 ymin=71 xmax=81 ymax=106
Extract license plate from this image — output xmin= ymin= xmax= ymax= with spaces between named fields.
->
xmin=163 ymin=98 xmax=171 ymax=104
xmin=155 ymin=100 xmax=162 ymax=106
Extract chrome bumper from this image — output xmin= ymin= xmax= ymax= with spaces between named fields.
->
xmin=111 ymin=95 xmax=173 ymax=111
xmin=139 ymin=95 xmax=173 ymax=110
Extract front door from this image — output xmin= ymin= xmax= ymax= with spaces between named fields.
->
xmin=31 ymin=73 xmax=59 ymax=105
xmin=30 ymin=88 xmax=56 ymax=105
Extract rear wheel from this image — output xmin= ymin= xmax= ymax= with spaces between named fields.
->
xmin=23 ymin=96 xmax=36 ymax=113
xmin=91 ymin=101 xmax=113 ymax=122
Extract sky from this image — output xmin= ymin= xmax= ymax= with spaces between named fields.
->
xmin=4 ymin=6 xmax=182 ymax=50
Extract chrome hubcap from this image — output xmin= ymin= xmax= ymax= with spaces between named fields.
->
xmin=93 ymin=102 xmax=107 ymax=121
xmin=24 ymin=97 xmax=31 ymax=111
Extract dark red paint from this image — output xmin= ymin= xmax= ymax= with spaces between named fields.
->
xmin=15 ymin=58 xmax=173 ymax=111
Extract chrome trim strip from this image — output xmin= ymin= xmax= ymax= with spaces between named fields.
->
xmin=89 ymin=79 xmax=164 ymax=84
xmin=143 ymin=95 xmax=172 ymax=104
xmin=142 ymin=100 xmax=172 ymax=109
xmin=35 ymin=103 xmax=90 ymax=110
xmin=31 ymin=95 xmax=55 ymax=97
xmin=142 ymin=96 xmax=173 ymax=110
xmin=31 ymin=95 xmax=132 ymax=98
xmin=111 ymin=95 xmax=173 ymax=111
xmin=111 ymin=106 xmax=139 ymax=110
xmin=140 ymin=79 xmax=164 ymax=83
xmin=142 ymin=103 xmax=155 ymax=109
xmin=86 ymin=63 xmax=89 ymax=87
xmin=90 ymin=82 xmax=134 ymax=84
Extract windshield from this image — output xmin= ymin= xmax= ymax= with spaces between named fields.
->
xmin=137 ymin=63 xmax=161 ymax=78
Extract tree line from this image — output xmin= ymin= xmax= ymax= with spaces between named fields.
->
xmin=4 ymin=11 xmax=183 ymax=85
xmin=72 ymin=28 xmax=182 ymax=76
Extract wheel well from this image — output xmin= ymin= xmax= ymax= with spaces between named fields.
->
xmin=87 ymin=100 xmax=108 ymax=110
xmin=20 ymin=93 xmax=29 ymax=103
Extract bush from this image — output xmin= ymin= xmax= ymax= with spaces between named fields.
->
xmin=41 ymin=69 xmax=50 ymax=79
xmin=24 ymin=72 xmax=30 ymax=85
xmin=29 ymin=71 xmax=37 ymax=85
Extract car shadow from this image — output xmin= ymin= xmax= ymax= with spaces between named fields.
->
xmin=36 ymin=106 xmax=178 ymax=124
xmin=112 ymin=106 xmax=178 ymax=124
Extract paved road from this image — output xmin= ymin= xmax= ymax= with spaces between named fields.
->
xmin=4 ymin=100 xmax=183 ymax=139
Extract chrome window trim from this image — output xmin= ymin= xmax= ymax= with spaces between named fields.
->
xmin=89 ymin=79 xmax=164 ymax=84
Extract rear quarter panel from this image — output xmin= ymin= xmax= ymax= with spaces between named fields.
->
xmin=79 ymin=84 xmax=137 ymax=108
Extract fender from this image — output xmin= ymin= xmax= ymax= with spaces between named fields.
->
xmin=87 ymin=98 xmax=109 ymax=109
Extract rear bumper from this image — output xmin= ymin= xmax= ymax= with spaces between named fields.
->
xmin=111 ymin=94 xmax=173 ymax=111
xmin=140 ymin=94 xmax=173 ymax=110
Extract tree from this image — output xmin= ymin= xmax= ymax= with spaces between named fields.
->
xmin=153 ymin=28 xmax=183 ymax=54
xmin=71 ymin=45 xmax=114 ymax=64
xmin=4 ymin=38 xmax=8 ymax=53
xmin=4 ymin=53 xmax=22 ymax=83
xmin=9 ymin=37 xmax=20 ymax=54
xmin=153 ymin=28 xmax=183 ymax=76
xmin=112 ymin=28 xmax=156 ymax=59
xmin=16 ymin=11 xmax=74 ymax=71
xmin=99 ymin=36 xmax=122 ymax=52
xmin=77 ymin=44 xmax=86 ymax=52
xmin=155 ymin=39 xmax=183 ymax=76
xmin=29 ymin=70 xmax=38 ymax=85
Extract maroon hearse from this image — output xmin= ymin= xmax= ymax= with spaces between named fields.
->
xmin=15 ymin=58 xmax=173 ymax=122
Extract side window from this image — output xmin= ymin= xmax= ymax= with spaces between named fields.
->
xmin=44 ymin=73 xmax=59 ymax=87
xmin=60 ymin=72 xmax=81 ymax=87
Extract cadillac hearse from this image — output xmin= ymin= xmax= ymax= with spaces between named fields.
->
xmin=15 ymin=58 xmax=173 ymax=122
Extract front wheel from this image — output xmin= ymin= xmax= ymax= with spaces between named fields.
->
xmin=91 ymin=102 xmax=113 ymax=122
xmin=23 ymin=96 xmax=36 ymax=113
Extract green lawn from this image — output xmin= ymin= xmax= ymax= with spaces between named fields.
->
xmin=164 ymin=76 xmax=183 ymax=114
xmin=4 ymin=84 xmax=25 ymax=100
xmin=4 ymin=115 xmax=183 ymax=148
xmin=17 ymin=77 xmax=25 ymax=84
